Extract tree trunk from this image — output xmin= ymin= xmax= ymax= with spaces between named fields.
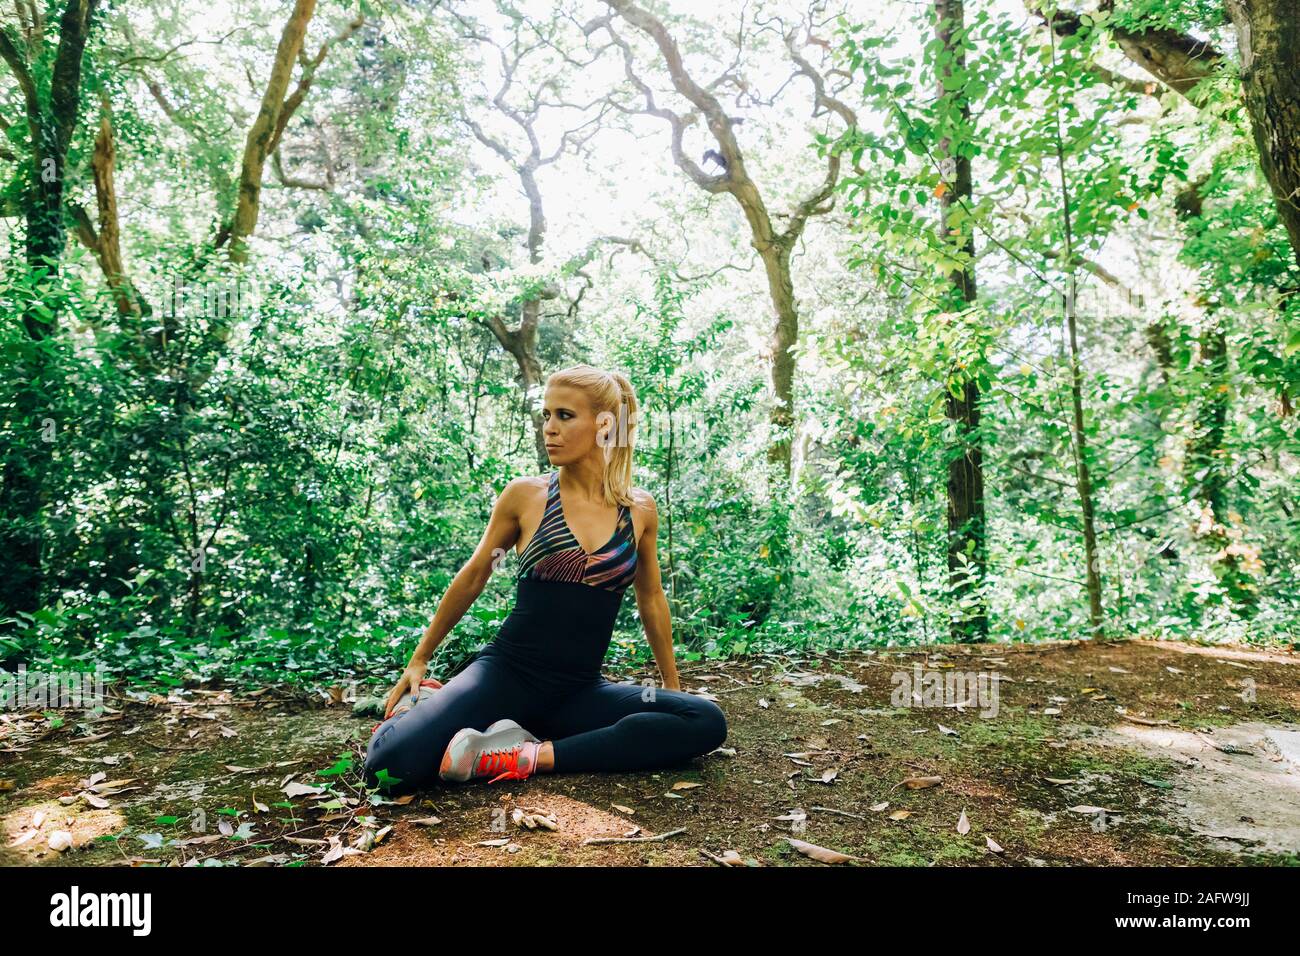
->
xmin=0 ymin=0 xmax=100 ymax=615
xmin=935 ymin=0 xmax=989 ymax=642
xmin=1044 ymin=23 xmax=1106 ymax=637
xmin=1226 ymin=0 xmax=1300 ymax=268
xmin=228 ymin=0 xmax=318 ymax=263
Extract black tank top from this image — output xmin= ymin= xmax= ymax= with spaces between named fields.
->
xmin=485 ymin=472 xmax=639 ymax=686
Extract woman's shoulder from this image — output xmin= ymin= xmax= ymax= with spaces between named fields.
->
xmin=503 ymin=473 xmax=551 ymax=492
xmin=626 ymin=485 xmax=658 ymax=515
xmin=497 ymin=473 xmax=551 ymax=510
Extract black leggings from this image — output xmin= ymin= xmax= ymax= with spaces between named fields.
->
xmin=362 ymin=648 xmax=728 ymax=791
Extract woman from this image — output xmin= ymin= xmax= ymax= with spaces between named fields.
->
xmin=363 ymin=365 xmax=727 ymax=790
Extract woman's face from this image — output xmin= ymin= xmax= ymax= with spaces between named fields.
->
xmin=541 ymin=385 xmax=607 ymax=465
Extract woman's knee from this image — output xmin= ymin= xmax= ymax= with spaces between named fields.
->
xmin=691 ymin=698 xmax=728 ymax=753
xmin=363 ymin=716 xmax=446 ymax=791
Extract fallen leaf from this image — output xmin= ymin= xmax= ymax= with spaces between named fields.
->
xmin=282 ymin=781 xmax=322 ymax=798
xmin=786 ymin=837 xmax=860 ymax=864
xmin=901 ymin=775 xmax=942 ymax=789
xmin=957 ymin=809 xmax=970 ymax=835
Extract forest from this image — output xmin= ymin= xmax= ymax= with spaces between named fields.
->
xmin=1 ymin=0 xmax=1298 ymax=870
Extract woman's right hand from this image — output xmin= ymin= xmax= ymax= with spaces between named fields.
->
xmin=382 ymin=660 xmax=441 ymax=719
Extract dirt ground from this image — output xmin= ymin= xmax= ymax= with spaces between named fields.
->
xmin=3 ymin=638 xmax=1299 ymax=867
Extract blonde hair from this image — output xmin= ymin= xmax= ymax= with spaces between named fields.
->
xmin=546 ymin=364 xmax=638 ymax=508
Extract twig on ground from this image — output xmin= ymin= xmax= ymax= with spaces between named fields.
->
xmin=582 ymin=827 xmax=687 ymax=846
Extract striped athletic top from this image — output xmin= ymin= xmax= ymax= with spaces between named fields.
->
xmin=516 ymin=471 xmax=638 ymax=592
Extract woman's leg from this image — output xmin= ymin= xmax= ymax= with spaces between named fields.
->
xmin=363 ymin=652 xmax=540 ymax=792
xmin=533 ymin=679 xmax=728 ymax=774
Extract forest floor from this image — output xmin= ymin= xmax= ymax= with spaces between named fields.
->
xmin=3 ymin=638 xmax=1299 ymax=867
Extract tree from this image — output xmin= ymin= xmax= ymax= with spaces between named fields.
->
xmin=934 ymin=0 xmax=989 ymax=641
xmin=1034 ymin=0 xmax=1300 ymax=269
xmin=593 ymin=0 xmax=860 ymax=482
xmin=0 ymin=0 xmax=101 ymax=614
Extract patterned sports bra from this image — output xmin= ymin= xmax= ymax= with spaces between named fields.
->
xmin=516 ymin=471 xmax=638 ymax=592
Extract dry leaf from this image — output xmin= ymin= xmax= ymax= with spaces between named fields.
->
xmin=901 ymin=775 xmax=942 ymax=789
xmin=986 ymin=835 xmax=1003 ymax=854
xmin=888 ymin=810 xmax=911 ymax=821
xmin=786 ymin=837 xmax=859 ymax=864
xmin=282 ymin=781 xmax=321 ymax=798
xmin=957 ymin=809 xmax=970 ymax=835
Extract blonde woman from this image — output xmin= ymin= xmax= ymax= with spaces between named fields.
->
xmin=363 ymin=365 xmax=727 ymax=789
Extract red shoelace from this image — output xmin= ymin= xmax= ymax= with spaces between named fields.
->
xmin=476 ymin=743 xmax=534 ymax=784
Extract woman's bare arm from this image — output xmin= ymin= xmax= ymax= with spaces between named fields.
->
xmin=631 ymin=493 xmax=681 ymax=691
xmin=405 ymin=478 xmax=528 ymax=669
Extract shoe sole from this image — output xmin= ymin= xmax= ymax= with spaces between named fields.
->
xmin=439 ymin=721 xmax=540 ymax=782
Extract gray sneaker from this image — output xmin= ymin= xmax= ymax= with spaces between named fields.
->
xmin=439 ymin=719 xmax=542 ymax=783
